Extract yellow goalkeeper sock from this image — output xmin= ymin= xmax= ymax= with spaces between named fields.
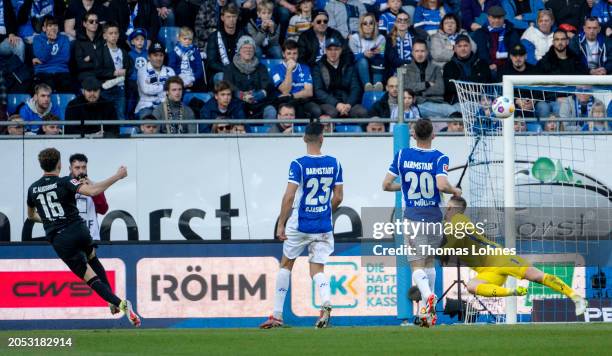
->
xmin=475 ymin=284 xmax=514 ymax=297
xmin=541 ymin=274 xmax=576 ymax=299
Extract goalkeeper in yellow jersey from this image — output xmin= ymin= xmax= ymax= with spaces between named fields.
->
xmin=442 ymin=196 xmax=588 ymax=316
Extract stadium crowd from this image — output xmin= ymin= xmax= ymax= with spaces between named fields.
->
xmin=1 ymin=0 xmax=611 ymax=135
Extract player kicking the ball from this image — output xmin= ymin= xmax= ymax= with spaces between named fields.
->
xmin=382 ymin=119 xmax=461 ymax=327
xmin=26 ymin=148 xmax=141 ymax=327
xmin=260 ymin=121 xmax=343 ymax=329
xmin=443 ymin=196 xmax=588 ymax=316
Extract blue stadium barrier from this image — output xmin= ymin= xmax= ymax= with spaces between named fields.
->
xmin=158 ymin=26 xmax=180 ymax=52
xmin=183 ymin=92 xmax=211 ymax=105
xmin=293 ymin=125 xmax=306 ymax=133
xmin=51 ymin=94 xmax=75 ymax=120
xmin=362 ymin=91 xmax=385 ymax=111
xmin=335 ymin=124 xmax=363 ymax=133
xmin=7 ymin=94 xmax=30 ymax=115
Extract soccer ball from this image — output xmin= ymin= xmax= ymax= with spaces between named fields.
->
xmin=491 ymin=96 xmax=515 ymax=118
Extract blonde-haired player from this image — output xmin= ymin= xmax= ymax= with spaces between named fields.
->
xmin=443 ymin=196 xmax=588 ymax=316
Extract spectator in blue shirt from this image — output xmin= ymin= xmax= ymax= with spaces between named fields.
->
xmin=591 ymin=0 xmax=612 ymax=36
xmin=127 ymin=28 xmax=147 ymax=119
xmin=413 ymin=0 xmax=451 ymax=36
xmin=168 ymin=26 xmax=205 ymax=91
xmin=32 ymin=16 xmax=71 ymax=92
xmin=500 ymin=0 xmax=545 ymax=31
xmin=379 ymin=0 xmax=405 ymax=36
xmin=200 ymin=80 xmax=246 ymax=133
xmin=270 ymin=39 xmax=320 ymax=119
xmin=19 ymin=83 xmax=62 ymax=132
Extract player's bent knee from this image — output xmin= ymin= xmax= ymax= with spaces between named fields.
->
xmin=467 ymin=279 xmax=481 ymax=294
xmin=280 ymin=256 xmax=296 ymax=270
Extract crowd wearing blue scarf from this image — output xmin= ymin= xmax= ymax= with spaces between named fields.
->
xmin=488 ymin=24 xmax=507 ymax=59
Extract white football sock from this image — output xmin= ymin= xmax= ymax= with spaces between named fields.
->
xmin=425 ymin=267 xmax=436 ymax=294
xmin=273 ymin=268 xmax=291 ymax=319
xmin=412 ymin=268 xmax=432 ymax=300
xmin=313 ymin=272 xmax=331 ymax=307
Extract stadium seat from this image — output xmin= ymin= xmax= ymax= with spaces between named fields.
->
xmin=183 ymin=92 xmax=211 ymax=105
xmin=335 ymin=124 xmax=363 ymax=133
xmin=362 ymin=91 xmax=385 ymax=111
xmin=526 ymin=122 xmax=542 ymax=133
xmin=293 ymin=125 xmax=306 ymax=133
xmin=249 ymin=125 xmax=272 ymax=133
xmin=260 ymin=59 xmax=282 ymax=74
xmin=7 ymin=94 xmax=30 ymax=115
xmin=51 ymin=94 xmax=75 ymax=120
xmin=158 ymin=27 xmax=180 ymax=52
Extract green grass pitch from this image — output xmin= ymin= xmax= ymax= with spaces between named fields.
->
xmin=1 ymin=323 xmax=610 ymax=355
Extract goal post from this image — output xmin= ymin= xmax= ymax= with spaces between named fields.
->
xmin=455 ymin=75 xmax=612 ymax=325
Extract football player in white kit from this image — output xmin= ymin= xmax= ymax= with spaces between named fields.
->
xmin=69 ymin=153 xmax=117 ymax=314
xmin=260 ymin=121 xmax=344 ymax=329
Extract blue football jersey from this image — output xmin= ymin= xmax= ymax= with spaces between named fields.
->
xmin=287 ymin=155 xmax=343 ymax=233
xmin=388 ymin=147 xmax=449 ymax=222
xmin=270 ymin=62 xmax=312 ymax=95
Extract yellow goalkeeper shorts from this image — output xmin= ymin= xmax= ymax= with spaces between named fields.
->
xmin=473 ymin=256 xmax=531 ymax=286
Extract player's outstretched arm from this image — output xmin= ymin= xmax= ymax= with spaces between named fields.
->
xmin=332 ymin=184 xmax=343 ymax=212
xmin=78 ymin=166 xmax=128 ymax=197
xmin=436 ymin=175 xmax=462 ymax=196
xmin=276 ymin=183 xmax=298 ymax=240
xmin=382 ymin=173 xmax=401 ymax=192
xmin=27 ymin=206 xmax=42 ymax=223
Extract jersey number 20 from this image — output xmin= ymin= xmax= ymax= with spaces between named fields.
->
xmin=305 ymin=177 xmax=333 ymax=205
xmin=36 ymin=192 xmax=65 ymax=219
xmin=404 ymin=172 xmax=434 ymax=199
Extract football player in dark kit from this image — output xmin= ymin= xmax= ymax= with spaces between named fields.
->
xmin=26 ymin=148 xmax=141 ymax=327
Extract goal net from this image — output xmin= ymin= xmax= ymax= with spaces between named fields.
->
xmin=453 ymin=76 xmax=612 ymax=324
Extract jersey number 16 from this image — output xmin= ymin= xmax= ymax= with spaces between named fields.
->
xmin=36 ymin=192 xmax=65 ymax=219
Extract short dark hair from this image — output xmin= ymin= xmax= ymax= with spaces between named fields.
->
xmin=304 ymin=121 xmax=324 ymax=142
xmin=214 ymin=80 xmax=233 ymax=94
xmin=43 ymin=15 xmax=59 ymax=27
xmin=413 ymin=39 xmax=428 ymax=49
xmin=414 ymin=118 xmax=433 ymax=140
xmin=221 ymin=3 xmax=239 ymax=16
xmin=283 ymin=39 xmax=299 ymax=52
xmin=553 ymin=29 xmax=568 ymax=38
xmin=164 ymin=76 xmax=184 ymax=91
xmin=43 ymin=113 xmax=60 ymax=122
xmin=404 ymin=88 xmax=417 ymax=97
xmin=439 ymin=13 xmax=461 ymax=31
xmin=450 ymin=196 xmax=467 ymax=211
xmin=278 ymin=103 xmax=295 ymax=113
xmin=38 ymin=148 xmax=61 ymax=172
xmin=69 ymin=153 xmax=88 ymax=164
xmin=83 ymin=10 xmax=98 ymax=23
xmin=103 ymin=21 xmax=120 ymax=33
xmin=34 ymin=83 xmax=52 ymax=95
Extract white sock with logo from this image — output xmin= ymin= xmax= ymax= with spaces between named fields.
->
xmin=273 ymin=268 xmax=291 ymax=320
xmin=313 ymin=272 xmax=331 ymax=307
xmin=425 ymin=267 xmax=436 ymax=294
xmin=412 ymin=268 xmax=432 ymax=300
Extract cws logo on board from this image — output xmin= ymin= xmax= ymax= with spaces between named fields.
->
xmin=291 ymin=256 xmax=397 ymax=317
xmin=0 ymin=259 xmax=125 ymax=320
xmin=137 ymin=257 xmax=277 ymax=318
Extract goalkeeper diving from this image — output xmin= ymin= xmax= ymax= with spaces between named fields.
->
xmin=442 ymin=196 xmax=588 ymax=316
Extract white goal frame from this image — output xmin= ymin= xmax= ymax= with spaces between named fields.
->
xmin=502 ymin=75 xmax=612 ymax=324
